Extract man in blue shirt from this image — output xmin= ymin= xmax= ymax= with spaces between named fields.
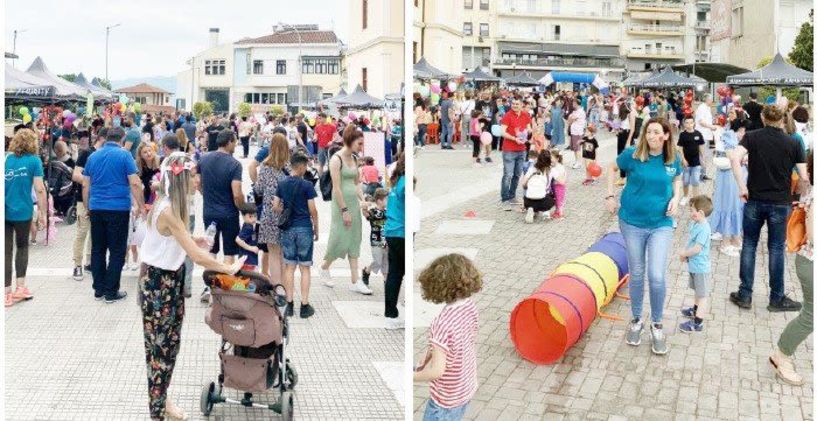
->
xmin=181 ymin=114 xmax=197 ymax=147
xmin=82 ymin=127 xmax=144 ymax=303
xmin=439 ymin=92 xmax=454 ymax=149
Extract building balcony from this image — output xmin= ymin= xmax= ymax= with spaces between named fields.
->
xmin=627 ymin=0 xmax=685 ymax=11
xmin=494 ymin=56 xmax=625 ymax=69
xmin=694 ymin=21 xmax=711 ymax=31
xmin=625 ymin=48 xmax=684 ymax=60
xmin=496 ymin=7 xmax=619 ymax=21
xmin=627 ymin=23 xmax=684 ymax=36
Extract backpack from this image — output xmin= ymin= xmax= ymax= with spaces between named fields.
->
xmin=526 ymin=170 xmax=551 ymax=200
xmin=319 ymin=152 xmax=356 ymax=201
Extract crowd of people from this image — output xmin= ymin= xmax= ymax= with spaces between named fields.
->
xmin=5 ymin=103 xmax=405 ymax=420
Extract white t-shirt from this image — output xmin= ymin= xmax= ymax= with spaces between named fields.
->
xmin=569 ymin=110 xmax=586 ymax=136
xmin=524 ymin=167 xmax=553 ymax=199
xmin=694 ymin=103 xmax=714 ymax=141
xmin=551 ymin=163 xmax=566 ymax=184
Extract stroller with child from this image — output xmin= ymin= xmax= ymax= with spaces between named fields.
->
xmin=200 ymin=270 xmax=297 ymax=420
xmin=46 ymin=159 xmax=78 ymax=224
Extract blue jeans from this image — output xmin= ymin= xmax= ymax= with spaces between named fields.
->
xmin=501 ymin=151 xmax=526 ymax=202
xmin=416 ymin=124 xmax=427 ymax=146
xmin=620 ymin=221 xmax=674 ymax=323
xmin=281 ymin=226 xmax=314 ymax=266
xmin=738 ymin=200 xmax=791 ymax=302
xmin=423 ymin=399 xmax=468 ymax=421
xmin=440 ymin=120 xmax=452 ymax=147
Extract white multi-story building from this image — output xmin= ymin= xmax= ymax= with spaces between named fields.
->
xmin=621 ymin=0 xmax=697 ymax=72
xmin=346 ymin=0 xmax=404 ymax=99
xmin=414 ymin=0 xmax=465 ymax=74
xmin=176 ymin=25 xmax=344 ymax=114
xmin=461 ymin=0 xmax=495 ymax=72
xmin=709 ymin=0 xmax=812 ymax=70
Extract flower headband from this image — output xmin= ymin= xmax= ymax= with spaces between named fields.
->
xmin=159 ymin=152 xmax=195 ymax=196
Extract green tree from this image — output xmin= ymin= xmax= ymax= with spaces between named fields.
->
xmin=755 ymin=56 xmax=802 ymax=102
xmin=269 ymin=105 xmax=285 ymax=116
xmin=97 ymin=79 xmax=113 ymax=90
xmin=58 ymin=73 xmax=77 ymax=83
xmin=238 ymin=102 xmax=253 ymax=118
xmin=193 ymin=101 xmax=214 ymax=120
xmin=788 ymin=9 xmax=813 ymax=72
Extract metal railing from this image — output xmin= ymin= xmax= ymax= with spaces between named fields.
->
xmin=627 ymin=0 xmax=685 ymax=9
xmin=694 ymin=21 xmax=711 ymax=30
xmin=494 ymin=56 xmax=625 ymax=68
xmin=627 ymin=23 xmax=683 ymax=33
xmin=625 ymin=48 xmax=683 ymax=57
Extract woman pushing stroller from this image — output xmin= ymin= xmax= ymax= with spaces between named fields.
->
xmin=139 ymin=152 xmax=244 ymax=420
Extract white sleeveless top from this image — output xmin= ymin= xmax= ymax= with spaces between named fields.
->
xmin=140 ymin=198 xmax=187 ymax=271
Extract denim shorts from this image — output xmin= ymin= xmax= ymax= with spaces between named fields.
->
xmin=423 ymin=399 xmax=468 ymax=421
xmin=317 ymin=147 xmax=329 ymax=167
xmin=683 ymin=166 xmax=702 ymax=187
xmin=281 ymin=226 xmax=314 ymax=266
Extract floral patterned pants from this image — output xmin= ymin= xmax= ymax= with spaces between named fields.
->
xmin=140 ymin=265 xmax=186 ymax=420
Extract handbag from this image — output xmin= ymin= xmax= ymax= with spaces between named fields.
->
xmin=277 ymin=179 xmax=302 ymax=230
xmin=786 ymin=205 xmax=807 ymax=253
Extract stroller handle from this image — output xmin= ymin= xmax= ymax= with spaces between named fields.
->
xmin=202 ymin=270 xmax=288 ymax=307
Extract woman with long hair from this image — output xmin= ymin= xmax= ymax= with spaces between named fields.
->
xmin=256 ymin=133 xmax=289 ymax=283
xmin=383 ymin=152 xmax=405 ymax=329
xmin=710 ymin=111 xmax=747 ymax=256
xmin=174 ymin=128 xmax=194 ymax=155
xmin=319 ymin=125 xmax=371 ymax=294
xmin=136 ymin=144 xmax=161 ymax=205
xmin=606 ymin=117 xmax=682 ymax=355
xmin=615 ymin=99 xmax=637 ymax=185
xmin=5 ymin=129 xmax=47 ymax=307
xmin=139 ymin=153 xmax=243 ymax=420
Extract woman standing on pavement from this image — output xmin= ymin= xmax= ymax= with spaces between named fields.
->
xmin=139 ymin=153 xmax=243 ymax=420
xmin=5 ymin=129 xmax=47 ymax=307
xmin=550 ymin=98 xmax=566 ymax=148
xmin=384 ymin=153 xmax=406 ymax=329
xmin=319 ymin=125 xmax=372 ymax=295
xmin=606 ymin=117 xmax=682 ymax=355
xmin=256 ymin=133 xmax=289 ymax=283
xmin=710 ymin=115 xmax=746 ymax=257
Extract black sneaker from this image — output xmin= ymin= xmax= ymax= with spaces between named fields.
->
xmin=84 ymin=264 xmax=92 ymax=272
xmin=286 ymin=301 xmax=294 ymax=318
xmin=362 ymin=268 xmax=371 ymax=286
xmin=105 ymin=291 xmax=128 ymax=304
xmin=729 ymin=291 xmax=752 ymax=309
xmin=94 ymin=292 xmax=104 ymax=301
xmin=768 ymin=296 xmax=802 ymax=312
xmin=476 ymin=158 xmax=482 ymax=164
xmin=485 ymin=157 xmax=493 ymax=163
xmin=73 ymin=266 xmax=83 ymax=281
xmin=300 ymin=303 xmax=315 ymax=319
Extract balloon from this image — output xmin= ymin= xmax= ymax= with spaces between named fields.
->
xmin=447 ymin=81 xmax=457 ymax=92
xmin=430 ymin=93 xmax=440 ymax=105
xmin=30 ymin=111 xmax=39 ymax=121
xmin=430 ymin=84 xmax=441 ymax=94
xmin=480 ymin=132 xmax=493 ymax=145
xmin=119 ymin=95 xmax=129 ymax=104
xmin=133 ymin=103 xmax=142 ymax=113
xmin=32 ymin=107 xmax=41 ymax=113
xmin=308 ymin=118 xmax=316 ymax=126
xmin=325 ymin=116 xmax=332 ymax=124
xmin=18 ymin=107 xmax=29 ymax=116
xmin=717 ymin=115 xmax=727 ymax=126
xmin=63 ymin=109 xmax=71 ymax=118
xmin=22 ymin=114 xmax=32 ymax=124
xmin=491 ymin=124 xmax=502 ymax=137
xmin=716 ymin=105 xmax=724 ymax=115
xmin=587 ymin=162 xmax=602 ymax=178
xmin=418 ymin=85 xmax=430 ymax=98
xmin=348 ymin=112 xmax=357 ymax=120
xmin=73 ymin=119 xmax=81 ymax=128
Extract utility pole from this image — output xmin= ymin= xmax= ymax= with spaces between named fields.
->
xmin=12 ymin=29 xmax=27 ymax=68
xmin=105 ymin=23 xmax=121 ymax=82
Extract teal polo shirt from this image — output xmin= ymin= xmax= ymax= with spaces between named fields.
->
xmin=617 ymin=147 xmax=682 ymax=229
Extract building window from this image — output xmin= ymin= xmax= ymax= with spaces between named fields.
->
xmin=552 ymin=0 xmax=560 ymax=14
xmin=276 ymin=60 xmax=286 ymax=75
xmin=465 ymin=0 xmax=473 ymax=8
xmin=480 ymin=0 xmax=488 ymax=10
xmin=464 ymin=22 xmax=473 ymax=36
xmin=553 ymin=25 xmax=560 ymax=40
xmin=731 ymin=6 xmax=743 ymax=37
xmin=323 ymin=93 xmax=333 ymax=99
xmin=602 ymin=1 xmax=612 ymax=16
xmin=205 ymin=60 xmax=212 ymax=75
xmin=253 ymin=93 xmax=260 ymax=103
xmin=480 ymin=23 xmax=489 ymax=37
xmin=362 ymin=0 xmax=368 ymax=29
xmin=253 ymin=60 xmax=263 ymax=75
xmin=328 ymin=60 xmax=339 ymax=74
xmin=277 ymin=93 xmax=286 ymax=104
xmin=362 ymin=67 xmax=368 ymax=92
xmin=302 ymin=58 xmax=340 ymax=74
xmin=261 ymin=93 xmax=269 ymax=104
xmin=205 ymin=59 xmax=226 ymax=75
xmin=245 ymin=93 xmax=252 ymax=103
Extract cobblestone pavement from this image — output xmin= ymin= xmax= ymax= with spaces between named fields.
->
xmin=412 ymin=136 xmax=813 ymax=421
xmin=5 ymin=145 xmax=404 ymax=420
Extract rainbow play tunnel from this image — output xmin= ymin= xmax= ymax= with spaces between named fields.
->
xmin=510 ymin=233 xmax=629 ymax=364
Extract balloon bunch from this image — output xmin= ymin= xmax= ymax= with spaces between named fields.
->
xmin=18 ymin=106 xmax=34 ymax=124
xmin=61 ymin=109 xmax=80 ymax=129
xmin=716 ymin=85 xmax=734 ymax=115
xmin=681 ymin=89 xmax=694 ymax=117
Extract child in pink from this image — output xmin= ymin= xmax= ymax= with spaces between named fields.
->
xmin=359 ymin=156 xmax=382 ymax=197
xmin=549 ymin=149 xmax=567 ymax=219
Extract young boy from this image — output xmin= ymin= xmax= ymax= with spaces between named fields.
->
xmin=679 ymin=195 xmax=713 ymax=333
xmin=235 ymin=205 xmax=260 ymax=272
xmin=359 ymin=156 xmax=382 ymax=197
xmin=361 ymin=188 xmax=389 ymax=286
xmin=581 ymin=124 xmax=599 ymax=185
xmin=677 ymin=116 xmax=706 ymax=206
xmin=277 ymin=154 xmax=319 ymax=319
xmin=414 ymin=254 xmax=482 ymax=421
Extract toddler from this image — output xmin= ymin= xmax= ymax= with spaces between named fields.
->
xmin=361 ymin=188 xmax=389 ymax=285
xmin=127 ymin=208 xmax=146 ymax=271
xmin=469 ymin=110 xmax=483 ymax=165
xmin=581 ymin=124 xmax=599 ymax=185
xmin=532 ymin=125 xmax=548 ymax=152
xmin=359 ymin=156 xmax=382 ymax=197
xmin=522 ymin=149 xmax=539 ymax=175
xmin=679 ymin=195 xmax=713 ymax=333
xmin=235 ymin=205 xmax=260 ymax=272
xmin=414 ymin=254 xmax=482 ymax=421
xmin=549 ymin=149 xmax=567 ymax=219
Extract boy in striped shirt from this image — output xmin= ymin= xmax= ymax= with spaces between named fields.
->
xmin=414 ymin=254 xmax=482 ymax=421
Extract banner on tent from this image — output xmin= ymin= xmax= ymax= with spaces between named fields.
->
xmin=13 ymin=87 xmax=55 ymax=97
xmin=363 ymin=132 xmax=386 ymax=169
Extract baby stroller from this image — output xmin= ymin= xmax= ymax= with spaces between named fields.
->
xmin=200 ymin=270 xmax=297 ymax=420
xmin=46 ymin=160 xmax=77 ymax=224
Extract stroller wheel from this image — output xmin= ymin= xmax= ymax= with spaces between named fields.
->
xmin=200 ymin=382 xmax=215 ymax=416
xmin=285 ymin=363 xmax=298 ymax=389
xmin=280 ymin=391 xmax=294 ymax=421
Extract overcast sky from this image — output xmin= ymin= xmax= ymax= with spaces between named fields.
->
xmin=5 ymin=0 xmax=350 ymax=80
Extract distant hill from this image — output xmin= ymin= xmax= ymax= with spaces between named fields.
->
xmin=111 ymin=76 xmax=176 ymax=94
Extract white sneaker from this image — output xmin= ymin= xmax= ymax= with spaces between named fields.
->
xmin=721 ymin=246 xmax=740 ymax=257
xmin=680 ymin=197 xmax=689 ymax=206
xmin=321 ymin=269 xmax=335 ymax=287
xmin=571 ymin=163 xmax=582 ymax=170
xmin=524 ymin=207 xmax=534 ymax=224
xmin=350 ymin=281 xmax=373 ymax=295
xmin=542 ymin=211 xmax=552 ymax=220
xmin=710 ymin=232 xmax=723 ymax=241
xmin=384 ymin=317 xmax=404 ymax=330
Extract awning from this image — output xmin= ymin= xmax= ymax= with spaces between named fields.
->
xmin=671 ymin=63 xmax=750 ymax=83
xmin=498 ymin=42 xmax=620 ymax=58
xmin=726 ymin=53 xmax=813 ymax=87
xmin=640 ymin=67 xmax=707 ymax=88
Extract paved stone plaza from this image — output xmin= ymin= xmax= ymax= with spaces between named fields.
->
xmin=5 ymin=146 xmax=405 ymax=420
xmin=412 ymin=135 xmax=813 ymax=421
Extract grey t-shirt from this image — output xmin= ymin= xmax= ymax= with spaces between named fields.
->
xmin=440 ymin=99 xmax=452 ymax=123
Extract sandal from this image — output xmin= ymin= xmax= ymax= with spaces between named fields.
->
xmin=769 ymin=350 xmax=804 ymax=386
xmin=164 ymin=400 xmax=189 ymax=421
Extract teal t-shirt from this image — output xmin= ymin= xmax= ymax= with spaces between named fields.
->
xmin=384 ymin=176 xmax=405 ymax=238
xmin=617 ymin=147 xmax=682 ymax=229
xmin=126 ymin=127 xmax=141 ymax=159
xmin=5 ymin=153 xmax=44 ymax=222
xmin=687 ymin=220 xmax=711 ymax=274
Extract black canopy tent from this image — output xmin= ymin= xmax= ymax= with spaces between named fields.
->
xmin=74 ymin=73 xmax=114 ymax=102
xmin=621 ymin=70 xmax=659 ymax=87
xmin=413 ymin=57 xmax=450 ymax=81
xmin=337 ymin=85 xmax=384 ymax=109
xmin=640 ymin=67 xmax=707 ymax=89
xmin=726 ymin=53 xmax=813 ymax=98
xmin=320 ymin=87 xmax=348 ymax=106
xmin=504 ymin=72 xmax=539 ymax=87
xmin=671 ymin=63 xmax=749 ymax=83
xmin=462 ymin=67 xmax=502 ymax=82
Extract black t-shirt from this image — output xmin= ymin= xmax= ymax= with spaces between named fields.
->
xmin=740 ymin=127 xmax=806 ymax=204
xmin=139 ymin=167 xmax=160 ymax=205
xmin=207 ymin=124 xmax=225 ymax=151
xmin=74 ymin=146 xmax=96 ymax=202
xmin=142 ymin=122 xmax=154 ymax=141
xmin=743 ymin=101 xmax=763 ymax=130
xmin=677 ymin=130 xmax=705 ymax=167
xmin=581 ymin=136 xmax=599 ymax=160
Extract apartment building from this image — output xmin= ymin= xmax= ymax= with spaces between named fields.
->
xmin=346 ymin=0 xmax=404 ymax=99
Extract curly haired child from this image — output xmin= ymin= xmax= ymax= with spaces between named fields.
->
xmin=414 ymin=254 xmax=482 ymax=421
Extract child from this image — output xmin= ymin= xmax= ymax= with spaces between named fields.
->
xmin=127 ymin=207 xmax=147 ymax=271
xmin=277 ymin=153 xmax=320 ymax=319
xmin=549 ymin=149 xmax=567 ymax=219
xmin=235 ymin=204 xmax=260 ymax=272
xmin=359 ymin=156 xmax=382 ymax=197
xmin=532 ymin=124 xmax=548 ymax=153
xmin=521 ymin=152 xmax=555 ymax=223
xmin=361 ymin=188 xmax=389 ymax=286
xmin=414 ymin=254 xmax=482 ymax=421
xmin=522 ymin=149 xmax=539 ymax=175
xmin=677 ymin=116 xmax=705 ymax=206
xmin=581 ymin=124 xmax=599 ymax=185
xmin=469 ymin=110 xmax=483 ymax=165
xmin=679 ymin=195 xmax=713 ymax=333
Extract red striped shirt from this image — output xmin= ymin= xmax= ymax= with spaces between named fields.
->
xmin=428 ymin=298 xmax=479 ymax=409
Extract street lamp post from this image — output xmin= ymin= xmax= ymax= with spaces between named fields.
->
xmin=12 ymin=29 xmax=27 ymax=68
xmin=293 ymin=26 xmax=304 ymax=112
xmin=105 ymin=23 xmax=121 ymax=82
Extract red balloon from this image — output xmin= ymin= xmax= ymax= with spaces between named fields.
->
xmin=587 ymin=162 xmax=602 ymax=178
xmin=717 ymin=115 xmax=727 ymax=126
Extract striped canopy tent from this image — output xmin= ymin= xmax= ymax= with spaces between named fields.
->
xmin=414 ymin=57 xmax=450 ymax=81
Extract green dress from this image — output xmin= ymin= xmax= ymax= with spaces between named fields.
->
xmin=325 ymin=160 xmax=362 ymax=260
